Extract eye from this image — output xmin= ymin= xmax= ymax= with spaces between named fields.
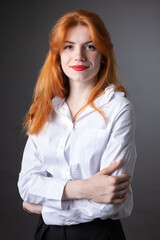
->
xmin=85 ymin=44 xmax=96 ymax=50
xmin=64 ymin=45 xmax=73 ymax=50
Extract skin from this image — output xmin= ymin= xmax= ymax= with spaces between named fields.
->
xmin=60 ymin=25 xmax=101 ymax=86
xmin=60 ymin=24 xmax=102 ymax=117
xmin=23 ymin=25 xmax=130 ymax=214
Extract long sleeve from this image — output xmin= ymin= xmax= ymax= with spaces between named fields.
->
xmin=18 ymin=88 xmax=137 ymax=225
xmin=42 ymin=100 xmax=137 ymax=225
xmin=18 ymin=136 xmax=70 ymax=210
xmin=74 ymin=102 xmax=136 ymax=221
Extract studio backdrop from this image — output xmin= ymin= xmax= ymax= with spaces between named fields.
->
xmin=1 ymin=0 xmax=160 ymax=239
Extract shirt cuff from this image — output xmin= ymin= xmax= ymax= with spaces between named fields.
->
xmin=42 ymin=198 xmax=70 ymax=211
xmin=50 ymin=178 xmax=69 ymax=200
xmin=43 ymin=178 xmax=70 ymax=210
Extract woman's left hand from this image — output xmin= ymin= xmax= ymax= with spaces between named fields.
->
xmin=23 ymin=201 xmax=42 ymax=214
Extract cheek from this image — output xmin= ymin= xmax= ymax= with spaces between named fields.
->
xmin=60 ymin=53 xmax=66 ymax=65
xmin=60 ymin=54 xmax=69 ymax=69
xmin=89 ymin=52 xmax=101 ymax=65
xmin=93 ymin=54 xmax=102 ymax=72
xmin=60 ymin=55 xmax=72 ymax=77
xmin=95 ymin=54 xmax=102 ymax=65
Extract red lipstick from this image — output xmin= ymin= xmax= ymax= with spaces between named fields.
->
xmin=70 ymin=65 xmax=89 ymax=71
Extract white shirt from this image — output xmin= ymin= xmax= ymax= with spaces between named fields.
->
xmin=18 ymin=85 xmax=136 ymax=225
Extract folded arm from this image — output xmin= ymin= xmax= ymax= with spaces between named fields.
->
xmin=23 ymin=160 xmax=130 ymax=214
xmin=21 ymin=101 xmax=136 ymax=221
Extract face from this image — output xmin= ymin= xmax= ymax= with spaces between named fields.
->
xmin=59 ymin=25 xmax=102 ymax=86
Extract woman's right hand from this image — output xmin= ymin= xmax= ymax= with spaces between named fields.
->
xmin=86 ymin=160 xmax=130 ymax=204
xmin=22 ymin=201 xmax=42 ymax=214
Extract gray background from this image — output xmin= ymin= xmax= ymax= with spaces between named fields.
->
xmin=1 ymin=0 xmax=160 ymax=239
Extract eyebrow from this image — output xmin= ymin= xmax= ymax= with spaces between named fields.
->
xmin=64 ymin=41 xmax=93 ymax=44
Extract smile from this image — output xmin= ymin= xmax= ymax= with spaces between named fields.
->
xmin=70 ymin=65 xmax=89 ymax=71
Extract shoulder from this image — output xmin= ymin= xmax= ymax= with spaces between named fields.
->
xmin=110 ymin=91 xmax=133 ymax=111
xmin=99 ymin=86 xmax=135 ymax=126
xmin=111 ymin=92 xmax=135 ymax=122
xmin=101 ymin=85 xmax=134 ymax=112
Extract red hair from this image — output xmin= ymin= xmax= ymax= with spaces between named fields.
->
xmin=24 ymin=9 xmax=126 ymax=135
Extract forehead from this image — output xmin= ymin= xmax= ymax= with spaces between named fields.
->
xmin=64 ymin=25 xmax=92 ymax=43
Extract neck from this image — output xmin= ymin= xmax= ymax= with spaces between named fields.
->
xmin=67 ymin=81 xmax=95 ymax=107
xmin=66 ymin=80 xmax=96 ymax=119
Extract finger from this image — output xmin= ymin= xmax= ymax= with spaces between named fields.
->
xmin=22 ymin=201 xmax=28 ymax=210
xmin=23 ymin=202 xmax=42 ymax=214
xmin=98 ymin=160 xmax=122 ymax=176
xmin=23 ymin=207 xmax=31 ymax=213
xmin=111 ymin=195 xmax=127 ymax=205
xmin=115 ymin=174 xmax=131 ymax=184
xmin=116 ymin=181 xmax=130 ymax=192
xmin=23 ymin=201 xmax=31 ymax=213
xmin=114 ymin=189 xmax=128 ymax=199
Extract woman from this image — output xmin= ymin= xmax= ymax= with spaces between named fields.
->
xmin=18 ymin=9 xmax=136 ymax=240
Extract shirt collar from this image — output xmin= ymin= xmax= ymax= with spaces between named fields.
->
xmin=52 ymin=96 xmax=66 ymax=112
xmin=51 ymin=84 xmax=122 ymax=111
xmin=94 ymin=84 xmax=115 ymax=107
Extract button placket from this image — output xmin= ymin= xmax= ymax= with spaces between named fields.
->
xmin=56 ymin=101 xmax=75 ymax=178
xmin=56 ymin=128 xmax=72 ymax=178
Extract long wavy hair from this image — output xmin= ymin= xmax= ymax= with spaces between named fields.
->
xmin=24 ymin=9 xmax=126 ymax=135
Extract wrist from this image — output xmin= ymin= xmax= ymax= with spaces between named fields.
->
xmin=62 ymin=179 xmax=90 ymax=200
xmin=77 ymin=178 xmax=91 ymax=199
xmin=81 ymin=178 xmax=92 ymax=199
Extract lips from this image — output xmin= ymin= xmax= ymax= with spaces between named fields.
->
xmin=70 ymin=65 xmax=89 ymax=71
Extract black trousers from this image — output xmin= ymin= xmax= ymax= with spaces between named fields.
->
xmin=35 ymin=215 xmax=126 ymax=240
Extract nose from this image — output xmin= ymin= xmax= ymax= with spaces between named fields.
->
xmin=74 ymin=46 xmax=86 ymax=62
